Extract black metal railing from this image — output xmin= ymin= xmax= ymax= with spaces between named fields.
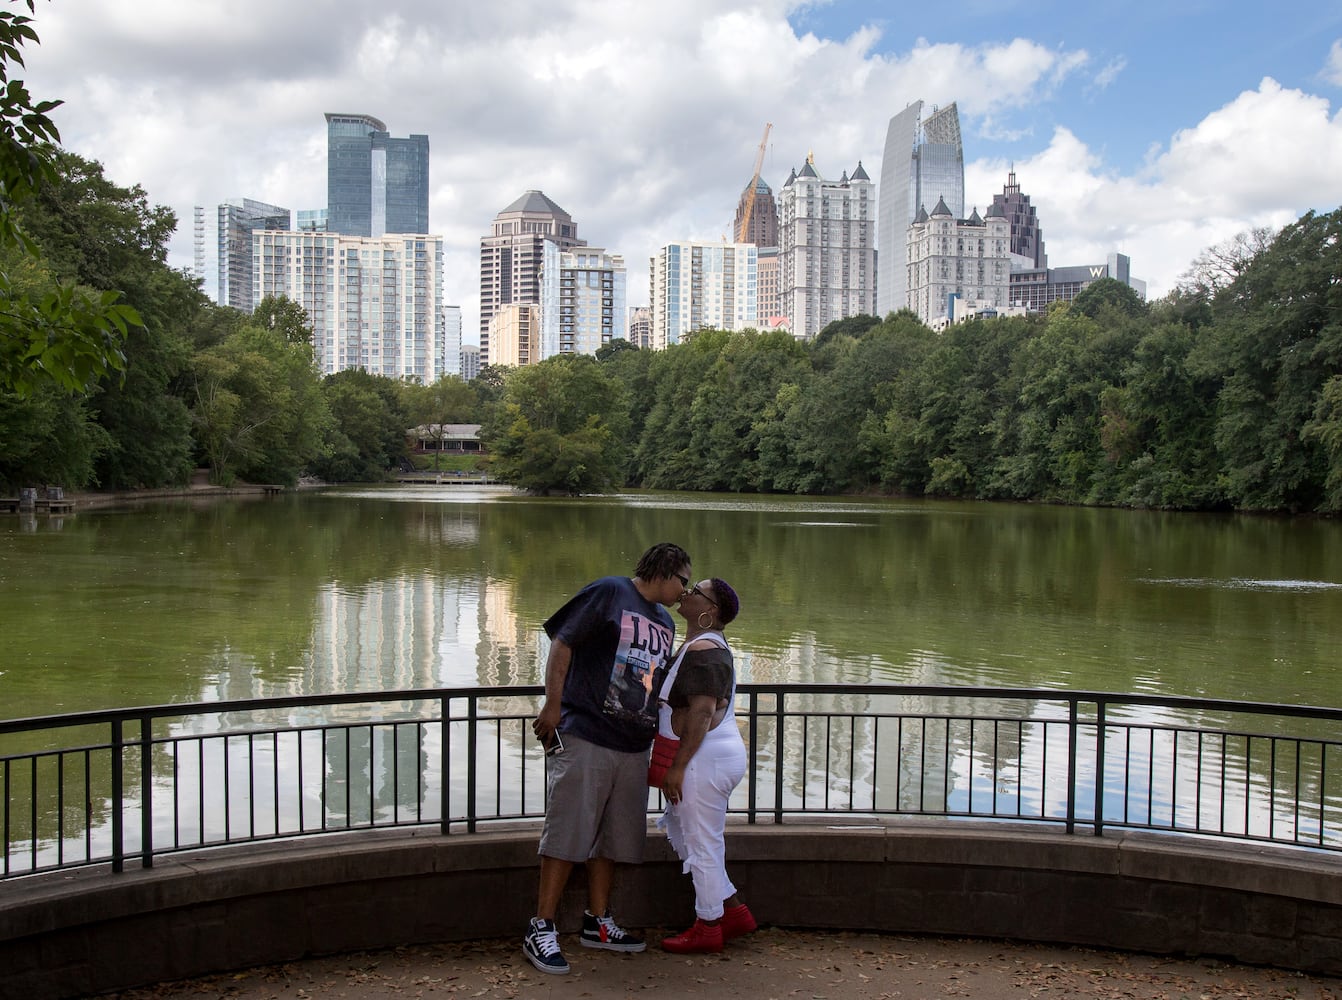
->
xmin=3 ymin=685 xmax=1340 ymax=880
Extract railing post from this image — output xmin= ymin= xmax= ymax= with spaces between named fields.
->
xmin=139 ymin=715 xmax=153 ymax=869
xmin=440 ymin=695 xmax=451 ymax=835
xmin=466 ymin=695 xmax=478 ymax=834
xmin=1065 ymin=699 xmax=1078 ymax=835
xmin=1093 ymin=699 xmax=1107 ymax=837
xmin=773 ymin=690 xmax=785 ymax=824
xmin=746 ymin=690 xmax=758 ymax=824
xmin=111 ymin=718 xmax=124 ymax=874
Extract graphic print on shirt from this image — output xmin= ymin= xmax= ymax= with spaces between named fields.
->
xmin=602 ymin=610 xmax=674 ymax=737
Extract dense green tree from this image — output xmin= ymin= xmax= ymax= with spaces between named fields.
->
xmin=629 ymin=329 xmax=731 ymax=488
xmin=0 ymin=1 xmax=140 ymax=397
xmin=310 ymin=369 xmax=408 ymax=482
xmin=190 ymin=324 xmax=329 ymax=486
xmin=486 ymin=354 xmax=629 ymax=494
xmin=786 ymin=315 xmax=932 ymax=493
xmin=251 ymin=295 xmax=313 ymax=346
xmin=0 ymin=382 xmax=109 ymax=491
xmin=1195 ymin=209 xmax=1342 ymax=511
xmin=684 ymin=328 xmax=811 ymax=491
xmin=16 ymin=150 xmax=201 ymax=487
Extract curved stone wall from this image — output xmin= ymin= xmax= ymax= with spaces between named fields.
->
xmin=3 ymin=822 xmax=1340 ymax=998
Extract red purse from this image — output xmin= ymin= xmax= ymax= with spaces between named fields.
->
xmin=647 ymin=732 xmax=679 ymax=788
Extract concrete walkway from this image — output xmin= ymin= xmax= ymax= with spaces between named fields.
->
xmin=103 ymin=927 xmax=1339 ymax=999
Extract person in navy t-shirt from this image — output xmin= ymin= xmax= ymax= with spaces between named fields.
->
xmin=523 ymin=542 xmax=692 ymax=975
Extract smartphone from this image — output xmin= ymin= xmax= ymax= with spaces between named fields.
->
xmin=540 ymin=729 xmax=564 ymax=756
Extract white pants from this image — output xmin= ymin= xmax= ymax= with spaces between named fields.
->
xmin=657 ymin=730 xmax=747 ymax=920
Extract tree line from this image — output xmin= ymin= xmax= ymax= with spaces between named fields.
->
xmin=3 ymin=141 xmax=1339 ymax=513
xmin=490 ymin=208 xmax=1342 ymax=514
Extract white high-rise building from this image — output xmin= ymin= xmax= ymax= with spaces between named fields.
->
xmin=253 ymin=230 xmax=444 ymax=381
xmin=906 ymin=198 xmax=1010 ymax=328
xmin=649 ymin=241 xmax=758 ymax=350
xmin=877 ymin=102 xmax=964 ymax=317
xmin=778 ymin=156 xmax=875 ymax=340
xmin=539 ymin=243 xmax=627 ymax=358
xmin=487 ymin=303 xmax=538 ymax=367
xmin=442 ymin=305 xmax=462 ymax=378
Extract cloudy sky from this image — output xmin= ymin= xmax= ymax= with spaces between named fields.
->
xmin=19 ymin=0 xmax=1342 ymax=342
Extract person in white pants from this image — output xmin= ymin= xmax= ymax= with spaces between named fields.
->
xmin=654 ymin=577 xmax=757 ymax=953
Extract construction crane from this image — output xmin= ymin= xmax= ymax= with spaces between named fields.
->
xmin=734 ymin=122 xmax=773 ymax=244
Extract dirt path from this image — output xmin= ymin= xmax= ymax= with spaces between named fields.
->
xmin=104 ymin=928 xmax=1339 ymax=999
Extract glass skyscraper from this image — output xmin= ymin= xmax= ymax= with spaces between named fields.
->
xmin=217 ymin=198 xmax=291 ymax=311
xmin=877 ymin=101 xmax=964 ymax=317
xmin=325 ymin=113 xmax=429 ymax=238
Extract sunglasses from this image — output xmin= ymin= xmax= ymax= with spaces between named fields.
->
xmin=674 ymin=572 xmax=690 ymax=589
xmin=687 ymin=583 xmax=718 ymax=607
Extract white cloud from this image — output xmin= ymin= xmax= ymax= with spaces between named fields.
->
xmin=966 ymin=78 xmax=1342 ymax=297
xmin=16 ymin=1 xmax=1342 ymax=330
xmin=1325 ymin=39 xmax=1342 ymax=87
xmin=1092 ymin=56 xmax=1127 ymax=92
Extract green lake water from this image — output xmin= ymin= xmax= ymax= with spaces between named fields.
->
xmin=2 ymin=487 xmax=1341 ymax=719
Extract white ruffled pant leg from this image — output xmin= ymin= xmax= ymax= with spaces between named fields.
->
xmin=658 ymin=734 xmax=747 ymax=921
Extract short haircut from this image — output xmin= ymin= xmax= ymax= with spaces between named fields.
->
xmin=634 ymin=542 xmax=690 ymax=582
xmin=710 ymin=578 xmax=740 ymax=626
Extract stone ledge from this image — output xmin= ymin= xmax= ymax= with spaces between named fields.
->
xmin=2 ymin=820 xmax=1339 ymax=998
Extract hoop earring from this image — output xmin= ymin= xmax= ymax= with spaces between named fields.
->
xmin=697 ymin=612 xmax=714 ymax=630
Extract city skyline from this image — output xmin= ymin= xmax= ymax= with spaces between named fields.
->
xmin=20 ymin=1 xmax=1342 ymax=347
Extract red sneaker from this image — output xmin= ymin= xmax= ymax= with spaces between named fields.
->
xmin=660 ymin=919 xmax=724 ymax=954
xmin=720 ymin=903 xmax=757 ymax=941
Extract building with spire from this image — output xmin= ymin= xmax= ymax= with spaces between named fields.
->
xmin=778 ymin=155 xmax=875 ymax=340
xmin=906 ymin=197 xmax=1010 ymax=328
xmin=478 ymin=191 xmax=585 ymax=364
xmin=325 ymin=113 xmax=429 ymax=238
xmin=877 ymin=102 xmax=965 ymax=317
xmin=990 ymin=169 xmax=1047 ymax=270
xmin=732 ymin=176 xmax=779 ymax=248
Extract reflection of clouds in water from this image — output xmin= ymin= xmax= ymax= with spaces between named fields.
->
xmin=1140 ymin=578 xmax=1342 ymax=593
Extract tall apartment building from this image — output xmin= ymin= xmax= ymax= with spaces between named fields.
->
xmin=649 ymin=241 xmax=758 ymax=350
xmin=252 ymin=230 xmax=444 ymax=381
xmin=627 ymin=306 xmax=652 ymax=349
xmin=756 ymin=247 xmax=782 ymax=323
xmin=539 ymin=243 xmax=627 ymax=358
xmin=878 ymin=101 xmax=965 ymax=317
xmin=217 ymin=198 xmax=290 ymax=311
xmin=478 ymin=191 xmax=585 ymax=364
xmin=487 ymin=303 xmax=539 ymax=367
xmin=905 ymin=198 xmax=1010 ymax=327
xmin=990 ymin=169 xmax=1047 ymax=270
xmin=778 ymin=156 xmax=876 ymax=340
xmin=732 ymin=176 xmax=779 ymax=248
xmin=460 ymin=344 xmax=481 ymax=381
xmin=325 ymin=113 xmax=429 ymax=238
xmin=442 ymin=304 xmax=462 ymax=378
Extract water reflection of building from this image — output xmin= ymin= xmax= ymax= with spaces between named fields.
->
xmin=477 ymin=577 xmax=544 ymax=687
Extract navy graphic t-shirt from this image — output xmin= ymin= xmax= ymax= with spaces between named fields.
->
xmin=543 ymin=576 xmax=676 ymax=752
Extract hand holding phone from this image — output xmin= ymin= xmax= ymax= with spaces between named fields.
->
xmin=539 ymin=728 xmax=564 ymax=756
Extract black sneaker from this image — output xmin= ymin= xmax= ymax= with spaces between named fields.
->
xmin=580 ymin=909 xmax=646 ymax=952
xmin=523 ymin=917 xmax=570 ymax=974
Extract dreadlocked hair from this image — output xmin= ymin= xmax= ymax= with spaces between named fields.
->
xmin=634 ymin=542 xmax=690 ymax=582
